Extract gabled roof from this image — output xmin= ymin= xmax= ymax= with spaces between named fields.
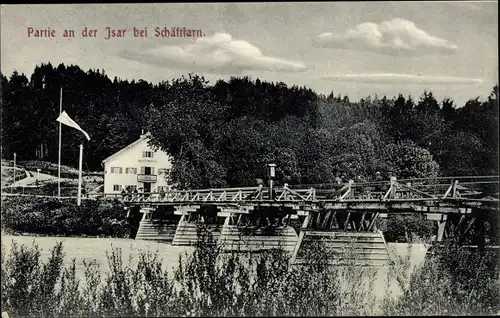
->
xmin=102 ymin=132 xmax=152 ymax=164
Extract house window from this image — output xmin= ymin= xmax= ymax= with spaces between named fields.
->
xmin=140 ymin=166 xmax=155 ymax=175
xmin=113 ymin=185 xmax=121 ymax=191
xmin=125 ymin=167 xmax=137 ymax=174
xmin=111 ymin=167 xmax=122 ymax=174
xmin=126 ymin=185 xmax=137 ymax=191
xmin=142 ymin=151 xmax=154 ymax=158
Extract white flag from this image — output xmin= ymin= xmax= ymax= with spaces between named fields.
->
xmin=56 ymin=111 xmax=90 ymax=141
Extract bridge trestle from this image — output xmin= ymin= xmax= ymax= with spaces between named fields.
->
xmin=291 ymin=232 xmax=391 ymax=266
xmin=290 ymin=209 xmax=391 ymax=266
xmin=134 ymin=206 xmax=180 ymax=242
xmin=171 ymin=205 xmax=224 ymax=246
xmin=218 ymin=206 xmax=300 ymax=252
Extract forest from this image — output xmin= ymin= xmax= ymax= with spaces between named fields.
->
xmin=1 ymin=63 xmax=498 ymax=189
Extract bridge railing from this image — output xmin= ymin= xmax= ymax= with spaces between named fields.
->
xmin=289 ymin=176 xmax=498 ymax=187
xmin=101 ymin=176 xmax=498 ymax=203
xmin=291 ymin=176 xmax=499 ymax=199
xmin=102 ymin=186 xmax=317 ymax=203
xmin=117 ymin=186 xmax=261 ymax=203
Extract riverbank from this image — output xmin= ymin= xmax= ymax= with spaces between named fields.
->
xmin=1 ymin=196 xmax=132 ymax=238
xmin=0 ymin=230 xmax=122 ymax=239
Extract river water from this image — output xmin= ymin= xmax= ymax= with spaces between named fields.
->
xmin=1 ymin=235 xmax=194 ymax=276
xmin=1 ymin=235 xmax=429 ymax=302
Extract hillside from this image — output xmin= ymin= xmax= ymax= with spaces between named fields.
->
xmin=1 ymin=159 xmax=103 ymax=194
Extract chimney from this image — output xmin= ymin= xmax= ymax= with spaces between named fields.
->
xmin=140 ymin=128 xmax=150 ymax=139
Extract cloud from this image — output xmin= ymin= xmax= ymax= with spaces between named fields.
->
xmin=118 ymin=33 xmax=307 ymax=74
xmin=313 ymin=18 xmax=458 ymax=56
xmin=320 ymin=73 xmax=482 ymax=85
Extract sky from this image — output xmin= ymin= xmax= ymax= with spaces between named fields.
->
xmin=1 ymin=2 xmax=498 ymax=106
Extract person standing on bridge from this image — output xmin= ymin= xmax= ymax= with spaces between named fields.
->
xmin=356 ymin=175 xmax=366 ymax=183
xmin=341 ymin=174 xmax=347 ymax=184
xmin=356 ymin=175 xmax=368 ymax=196
xmin=387 ymin=171 xmax=394 ymax=180
xmin=335 ymin=175 xmax=343 ymax=188
xmin=374 ymin=171 xmax=383 ymax=194
xmin=380 ymin=171 xmax=394 ymax=195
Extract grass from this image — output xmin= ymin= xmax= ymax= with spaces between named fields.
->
xmin=1 ymin=159 xmax=104 ymax=183
xmin=4 ymin=180 xmax=80 ymax=197
xmin=1 ymin=226 xmax=499 ymax=317
xmin=4 ymin=179 xmax=103 ymax=197
xmin=18 ymin=160 xmax=79 ymax=177
xmin=18 ymin=160 xmax=104 ymax=179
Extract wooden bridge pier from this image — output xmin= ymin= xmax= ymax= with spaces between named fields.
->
xmin=218 ymin=206 xmax=299 ymax=252
xmin=171 ymin=205 xmax=225 ymax=246
xmin=134 ymin=205 xmax=180 ymax=242
xmin=291 ymin=208 xmax=391 ymax=266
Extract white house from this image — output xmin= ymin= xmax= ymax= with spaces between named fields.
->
xmin=102 ymin=132 xmax=173 ymax=194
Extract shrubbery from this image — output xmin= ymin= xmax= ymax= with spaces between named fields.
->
xmin=1 ymin=196 xmax=130 ymax=238
xmin=382 ymin=239 xmax=500 ymax=316
xmin=1 ymin=227 xmax=499 ymax=317
xmin=382 ymin=214 xmax=436 ymax=243
xmin=1 ymin=166 xmax=27 ymax=187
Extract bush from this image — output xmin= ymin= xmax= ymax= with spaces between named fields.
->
xmin=1 ymin=227 xmax=498 ymax=317
xmin=1 ymin=166 xmax=27 ymax=186
xmin=1 ymin=196 xmax=130 ymax=238
xmin=382 ymin=240 xmax=500 ymax=315
xmin=1 ymin=241 xmax=65 ymax=317
xmin=384 ymin=214 xmax=435 ymax=243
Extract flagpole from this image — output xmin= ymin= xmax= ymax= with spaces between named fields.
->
xmin=55 ymin=109 xmax=90 ymax=205
xmin=77 ymin=144 xmax=83 ymax=206
xmin=58 ymin=86 xmax=62 ymax=199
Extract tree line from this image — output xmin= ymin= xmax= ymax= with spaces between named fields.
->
xmin=1 ymin=63 xmax=498 ymax=188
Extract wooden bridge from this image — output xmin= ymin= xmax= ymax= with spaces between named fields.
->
xmin=106 ymin=176 xmax=499 ymax=266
